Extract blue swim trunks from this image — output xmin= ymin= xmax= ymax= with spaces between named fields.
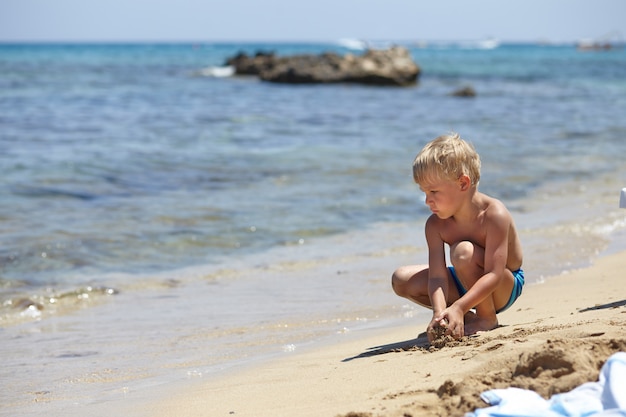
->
xmin=448 ymin=266 xmax=524 ymax=314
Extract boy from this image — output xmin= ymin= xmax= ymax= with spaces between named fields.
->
xmin=391 ymin=133 xmax=524 ymax=342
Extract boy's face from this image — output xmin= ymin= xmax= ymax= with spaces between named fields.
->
xmin=418 ymin=175 xmax=465 ymax=219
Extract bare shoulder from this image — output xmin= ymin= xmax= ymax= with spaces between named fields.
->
xmin=425 ymin=213 xmax=453 ymax=242
xmin=483 ymin=194 xmax=512 ymax=218
xmin=425 ymin=213 xmax=444 ymax=233
xmin=425 ymin=213 xmax=441 ymax=226
xmin=480 ymin=193 xmax=516 ymax=230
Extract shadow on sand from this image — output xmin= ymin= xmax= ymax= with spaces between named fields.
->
xmin=341 ymin=332 xmax=430 ymax=362
xmin=579 ymin=299 xmax=626 ymax=312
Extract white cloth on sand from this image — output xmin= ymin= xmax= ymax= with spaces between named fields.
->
xmin=468 ymin=352 xmax=626 ymax=416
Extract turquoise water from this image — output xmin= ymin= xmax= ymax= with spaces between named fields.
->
xmin=1 ymin=42 xmax=624 ymax=285
xmin=1 ymin=41 xmax=626 ymax=414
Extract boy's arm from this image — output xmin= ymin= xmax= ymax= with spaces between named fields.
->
xmin=425 ymin=216 xmax=449 ymax=315
xmin=453 ymin=206 xmax=511 ymax=314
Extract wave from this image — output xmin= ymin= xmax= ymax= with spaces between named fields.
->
xmin=0 ymin=285 xmax=119 ymax=326
xmin=195 ymin=65 xmax=235 ymax=77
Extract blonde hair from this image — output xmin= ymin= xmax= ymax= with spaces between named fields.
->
xmin=412 ymin=132 xmax=481 ymax=185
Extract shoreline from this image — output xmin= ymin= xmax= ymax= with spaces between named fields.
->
xmin=3 ymin=215 xmax=624 ymax=417
xmin=139 ymin=250 xmax=626 ymax=417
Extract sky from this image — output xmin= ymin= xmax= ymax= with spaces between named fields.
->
xmin=1 ymin=0 xmax=625 ymax=43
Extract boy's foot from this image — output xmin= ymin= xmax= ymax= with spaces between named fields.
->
xmin=464 ymin=311 xmax=498 ymax=335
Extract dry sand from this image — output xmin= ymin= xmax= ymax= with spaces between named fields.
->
xmin=145 ymin=251 xmax=626 ymax=417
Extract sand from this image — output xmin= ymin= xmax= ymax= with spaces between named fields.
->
xmin=144 ymin=251 xmax=626 ymax=417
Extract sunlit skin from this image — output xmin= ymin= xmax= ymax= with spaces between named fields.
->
xmin=392 ymin=172 xmax=523 ymax=342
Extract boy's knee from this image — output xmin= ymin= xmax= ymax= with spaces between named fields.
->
xmin=391 ymin=267 xmax=409 ymax=295
xmin=450 ymin=241 xmax=474 ymax=265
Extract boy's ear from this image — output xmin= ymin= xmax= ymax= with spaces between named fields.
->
xmin=459 ymin=175 xmax=471 ymax=191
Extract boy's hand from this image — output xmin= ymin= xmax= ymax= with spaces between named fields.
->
xmin=426 ymin=315 xmax=448 ymax=343
xmin=433 ymin=304 xmax=465 ymax=339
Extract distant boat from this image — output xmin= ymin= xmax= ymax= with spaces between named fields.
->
xmin=577 ymin=31 xmax=624 ymax=51
xmin=455 ymin=37 xmax=500 ymax=50
xmin=410 ymin=38 xmax=500 ymax=50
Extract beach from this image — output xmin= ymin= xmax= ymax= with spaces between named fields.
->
xmin=2 ymin=42 xmax=626 ymax=416
xmin=141 ymin=250 xmax=626 ymax=417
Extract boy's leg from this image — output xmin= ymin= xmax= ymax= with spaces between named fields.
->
xmin=391 ymin=265 xmax=460 ymax=309
xmin=449 ymin=242 xmax=495 ymax=334
xmin=391 ymin=265 xmax=431 ymax=308
xmin=449 ymin=241 xmax=514 ymax=334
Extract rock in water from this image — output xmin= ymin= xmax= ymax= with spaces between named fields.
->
xmin=225 ymin=47 xmax=421 ymax=86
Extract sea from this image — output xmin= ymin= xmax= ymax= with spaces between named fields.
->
xmin=1 ymin=39 xmax=626 ymax=415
